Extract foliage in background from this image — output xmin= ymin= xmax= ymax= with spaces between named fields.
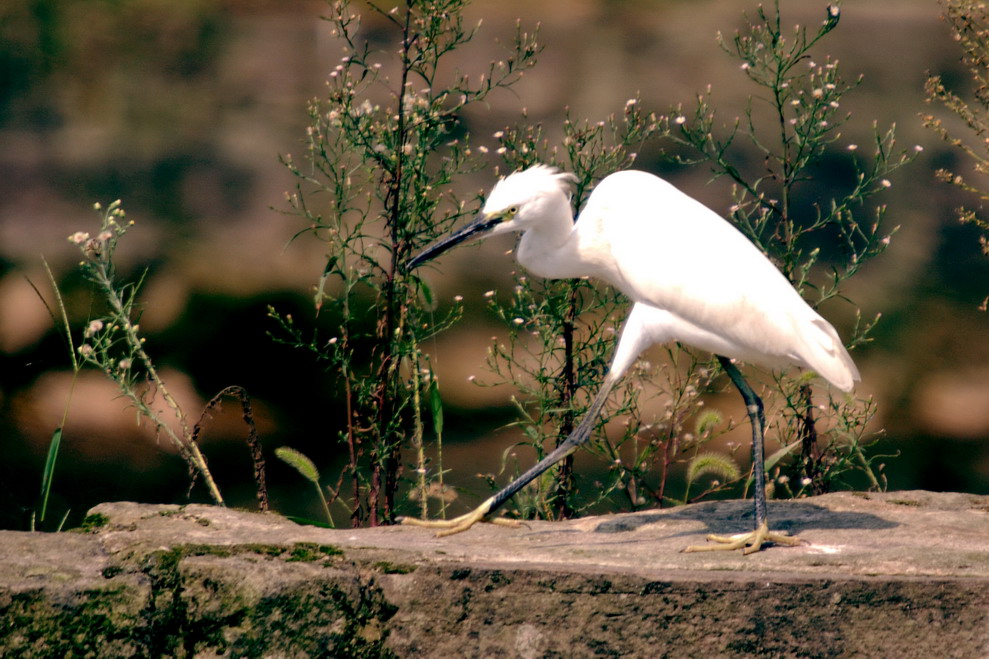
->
xmin=66 ymin=202 xmax=226 ymax=506
xmin=35 ymin=201 xmax=271 ymax=522
xmin=270 ymin=0 xmax=539 ymax=527
xmin=925 ymin=0 xmax=989 ymax=311
xmin=659 ymin=1 xmax=911 ymax=495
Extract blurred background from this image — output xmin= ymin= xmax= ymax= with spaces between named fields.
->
xmin=1 ymin=0 xmax=987 ymax=530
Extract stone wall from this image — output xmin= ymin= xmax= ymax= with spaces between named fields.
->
xmin=3 ymin=492 xmax=989 ymax=656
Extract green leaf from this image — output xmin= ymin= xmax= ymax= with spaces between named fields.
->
xmin=276 ymin=446 xmax=320 ymax=484
xmin=744 ymin=440 xmax=803 ymax=491
xmin=764 ymin=440 xmax=802 ymax=473
xmin=315 ymin=257 xmax=338 ymax=313
xmin=429 ymin=379 xmax=443 ymax=436
xmin=686 ymin=451 xmax=741 ymax=486
xmin=418 ymin=276 xmax=434 ymax=307
xmin=285 ymin=515 xmax=334 ymax=529
xmin=38 ymin=427 xmax=62 ymax=523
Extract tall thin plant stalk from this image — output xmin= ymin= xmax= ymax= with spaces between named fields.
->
xmin=271 ymin=0 xmax=540 ymax=526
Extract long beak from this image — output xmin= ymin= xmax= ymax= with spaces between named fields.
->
xmin=405 ymin=212 xmax=503 ymax=272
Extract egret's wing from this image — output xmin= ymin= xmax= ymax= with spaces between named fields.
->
xmin=579 ymin=171 xmax=858 ymax=390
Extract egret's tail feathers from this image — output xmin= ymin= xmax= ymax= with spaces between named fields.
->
xmin=798 ymin=318 xmax=860 ymax=392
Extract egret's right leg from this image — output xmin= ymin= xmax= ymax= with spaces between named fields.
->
xmin=683 ymin=356 xmax=802 ymax=554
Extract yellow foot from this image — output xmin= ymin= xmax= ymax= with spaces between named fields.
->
xmin=397 ymin=497 xmax=521 ymax=538
xmin=682 ymin=521 xmax=803 ymax=555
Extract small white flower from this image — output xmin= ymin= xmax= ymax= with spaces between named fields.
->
xmin=674 ymin=116 xmax=686 ymax=125
xmin=512 ymin=317 xmax=524 ymax=325
xmin=78 ymin=344 xmax=94 ymax=357
xmin=483 ymin=290 xmax=495 ymax=298
xmin=881 ymin=179 xmax=892 ymax=188
xmin=847 ymin=144 xmax=858 ymax=151
xmin=914 ymin=145 xmax=924 ymax=152
xmin=801 ymin=477 xmax=813 ymax=487
xmin=97 ymin=231 xmax=113 ymax=241
xmin=69 ymin=232 xmax=90 ymax=245
xmin=84 ymin=320 xmax=104 ymax=338
xmin=453 ymin=295 xmax=463 ymax=302
xmin=467 ymin=374 xmax=476 ymax=382
xmin=625 ymin=98 xmax=637 ymax=107
xmin=328 ymin=337 xmax=338 ymax=345
xmin=118 ymin=358 xmax=132 ymax=370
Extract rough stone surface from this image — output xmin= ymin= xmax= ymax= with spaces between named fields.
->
xmin=3 ymin=491 xmax=989 ymax=657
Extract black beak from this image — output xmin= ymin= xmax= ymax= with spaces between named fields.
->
xmin=404 ymin=213 xmax=503 ymax=272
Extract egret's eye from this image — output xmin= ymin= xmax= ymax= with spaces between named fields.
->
xmin=507 ymin=206 xmax=519 ymax=216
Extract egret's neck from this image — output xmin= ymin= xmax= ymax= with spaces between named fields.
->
xmin=515 ymin=195 xmax=590 ymax=279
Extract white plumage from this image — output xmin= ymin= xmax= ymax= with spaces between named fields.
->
xmin=486 ymin=165 xmax=858 ymax=391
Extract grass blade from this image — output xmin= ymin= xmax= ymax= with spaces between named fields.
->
xmin=38 ymin=427 xmax=62 ymax=523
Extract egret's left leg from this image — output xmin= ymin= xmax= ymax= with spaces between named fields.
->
xmin=398 ymin=495 xmax=523 ymax=537
xmin=683 ymin=357 xmax=803 ymax=554
xmin=399 ymin=377 xmax=617 ymax=536
xmin=400 ymin=307 xmax=667 ymax=536
xmin=400 ymin=388 xmax=611 ymax=535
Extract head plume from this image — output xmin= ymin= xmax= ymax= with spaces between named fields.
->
xmin=485 ymin=165 xmax=577 ymax=211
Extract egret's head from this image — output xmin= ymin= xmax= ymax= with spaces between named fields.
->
xmin=406 ymin=165 xmax=575 ymax=271
xmin=482 ymin=165 xmax=577 ymax=231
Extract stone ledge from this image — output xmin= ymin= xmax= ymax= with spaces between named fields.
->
xmin=2 ymin=491 xmax=988 ymax=656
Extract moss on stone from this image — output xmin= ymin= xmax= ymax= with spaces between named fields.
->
xmin=285 ymin=542 xmax=344 ymax=562
xmin=73 ymin=512 xmax=110 ymax=533
xmin=0 ymin=585 xmax=142 ymax=656
xmin=372 ymin=561 xmax=417 ymax=575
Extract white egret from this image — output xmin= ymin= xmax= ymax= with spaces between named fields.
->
xmin=402 ymin=165 xmax=859 ymax=553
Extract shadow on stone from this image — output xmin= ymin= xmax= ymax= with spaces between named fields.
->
xmin=593 ymin=499 xmax=899 ymax=536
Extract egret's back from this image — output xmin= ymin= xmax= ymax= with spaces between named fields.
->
xmin=576 ymin=171 xmax=859 ymax=391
